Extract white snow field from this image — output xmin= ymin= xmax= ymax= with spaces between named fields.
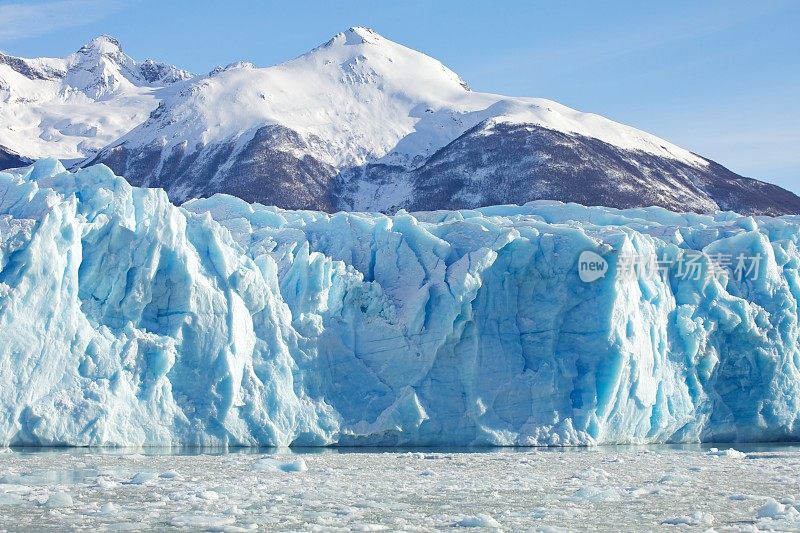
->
xmin=105 ymin=26 xmax=704 ymax=172
xmin=0 ymin=446 xmax=799 ymax=531
xmin=0 ymin=36 xmax=190 ymax=161
xmin=2 ymin=160 xmax=800 ymax=448
xmin=1 ymin=28 xmax=699 ymax=169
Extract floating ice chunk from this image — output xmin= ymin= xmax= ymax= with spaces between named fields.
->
xmin=279 ymin=458 xmax=308 ymax=473
xmin=658 ymin=473 xmax=693 ymax=485
xmin=662 ymin=511 xmax=715 ymax=526
xmin=126 ymin=472 xmax=158 ymax=485
xmin=757 ymin=498 xmax=800 ymax=521
xmin=569 ymin=486 xmax=622 ymax=502
xmin=0 ymin=493 xmax=24 ymax=506
xmin=95 ymin=476 xmax=119 ymax=489
xmin=169 ymin=514 xmax=237 ymax=529
xmin=252 ymin=457 xmax=277 ymax=472
xmin=100 ymin=502 xmax=117 ymax=514
xmin=159 ymin=470 xmax=180 ymax=479
xmin=45 ymin=492 xmax=73 ymax=508
xmin=569 ymin=467 xmax=610 ymax=481
xmin=252 ymin=457 xmax=308 ymax=473
xmin=453 ymin=513 xmax=502 ymax=528
xmin=629 ymin=487 xmax=658 ymax=498
xmin=757 ymin=498 xmax=787 ymax=519
xmin=706 ymin=448 xmax=746 ymax=458
xmin=199 ymin=490 xmax=220 ymax=501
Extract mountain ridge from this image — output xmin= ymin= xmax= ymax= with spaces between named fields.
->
xmin=3 ymin=28 xmax=799 ymax=215
xmin=0 ymin=35 xmax=191 ymax=161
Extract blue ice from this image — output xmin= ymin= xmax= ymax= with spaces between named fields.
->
xmin=0 ymin=159 xmax=799 ymax=447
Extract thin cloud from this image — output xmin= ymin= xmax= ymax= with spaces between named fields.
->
xmin=0 ymin=0 xmax=125 ymax=42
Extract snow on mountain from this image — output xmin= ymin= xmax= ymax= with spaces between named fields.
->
xmin=81 ymin=27 xmax=800 ymax=216
xmin=0 ymin=36 xmax=191 ymax=162
xmin=3 ymin=160 xmax=800 ymax=446
xmin=2 ymin=28 xmax=798 ymax=215
xmin=101 ymin=27 xmax=699 ymax=168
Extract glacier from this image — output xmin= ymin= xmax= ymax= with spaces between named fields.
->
xmin=1 ymin=159 xmax=800 ymax=447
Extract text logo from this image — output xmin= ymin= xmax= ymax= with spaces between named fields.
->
xmin=578 ymin=251 xmax=608 ymax=283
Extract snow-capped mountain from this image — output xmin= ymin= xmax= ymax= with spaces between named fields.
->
xmin=0 ymin=36 xmax=191 ymax=162
xmin=4 ymin=28 xmax=798 ymax=215
xmin=82 ymin=27 xmax=800 ymax=215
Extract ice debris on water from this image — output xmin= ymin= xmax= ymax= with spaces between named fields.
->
xmin=44 ymin=493 xmax=73 ymax=509
xmin=662 ymin=511 xmax=715 ymax=526
xmin=125 ymin=472 xmax=157 ymax=485
xmin=454 ymin=513 xmax=502 ymax=528
xmin=252 ymin=457 xmax=308 ymax=473
xmin=757 ymin=498 xmax=800 ymax=521
xmin=706 ymin=448 xmax=747 ymax=458
xmin=569 ymin=486 xmax=622 ymax=502
xmin=0 ymin=445 xmax=798 ymax=531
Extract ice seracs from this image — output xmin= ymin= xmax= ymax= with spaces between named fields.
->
xmin=2 ymin=161 xmax=800 ymax=446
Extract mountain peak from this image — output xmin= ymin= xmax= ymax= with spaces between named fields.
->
xmin=322 ymin=26 xmax=384 ymax=48
xmin=77 ymin=35 xmax=123 ymax=56
xmin=63 ymin=34 xmax=191 ymax=97
xmin=345 ymin=26 xmax=381 ymax=43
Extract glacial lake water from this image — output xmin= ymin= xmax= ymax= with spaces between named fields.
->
xmin=1 ymin=444 xmax=799 ymax=531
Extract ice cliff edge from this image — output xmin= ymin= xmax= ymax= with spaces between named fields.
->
xmin=1 ymin=159 xmax=799 ymax=447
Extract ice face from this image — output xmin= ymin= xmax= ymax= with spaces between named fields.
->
xmin=1 ymin=160 xmax=800 ymax=447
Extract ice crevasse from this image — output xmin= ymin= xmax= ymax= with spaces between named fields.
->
xmin=1 ymin=159 xmax=799 ymax=447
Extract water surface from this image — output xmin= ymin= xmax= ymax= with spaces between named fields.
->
xmin=1 ymin=444 xmax=799 ymax=531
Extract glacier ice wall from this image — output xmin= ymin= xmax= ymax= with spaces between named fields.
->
xmin=1 ymin=159 xmax=800 ymax=446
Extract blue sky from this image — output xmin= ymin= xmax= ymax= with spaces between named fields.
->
xmin=1 ymin=0 xmax=798 ymax=191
